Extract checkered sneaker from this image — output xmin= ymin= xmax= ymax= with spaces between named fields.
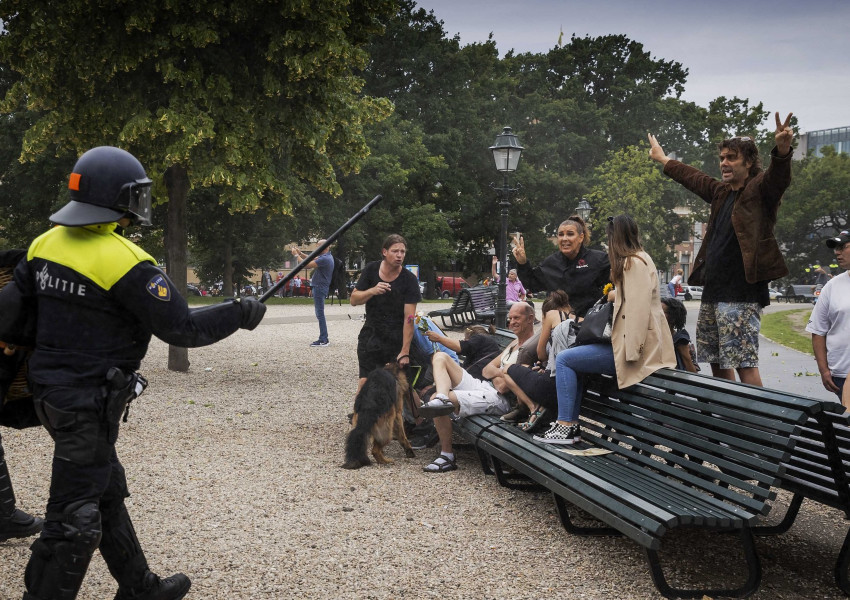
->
xmin=533 ymin=422 xmax=580 ymax=445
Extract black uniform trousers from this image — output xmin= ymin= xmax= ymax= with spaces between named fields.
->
xmin=32 ymin=383 xmax=129 ymax=539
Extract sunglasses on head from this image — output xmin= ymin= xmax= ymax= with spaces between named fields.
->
xmin=730 ymin=136 xmax=753 ymax=142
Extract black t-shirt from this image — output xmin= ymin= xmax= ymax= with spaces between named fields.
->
xmin=355 ymin=261 xmax=422 ymax=330
xmin=459 ymin=335 xmax=501 ymax=381
xmin=702 ymin=191 xmax=768 ymax=306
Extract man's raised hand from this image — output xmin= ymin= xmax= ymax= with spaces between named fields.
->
xmin=511 ymin=234 xmax=527 ymax=265
xmin=775 ymin=112 xmax=794 ymax=155
xmin=647 ymin=133 xmax=670 ymax=165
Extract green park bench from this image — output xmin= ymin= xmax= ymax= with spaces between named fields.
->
xmin=428 ymin=288 xmax=474 ymax=329
xmin=453 ymin=367 xmax=809 ymax=599
xmin=467 ymin=285 xmax=497 ymax=324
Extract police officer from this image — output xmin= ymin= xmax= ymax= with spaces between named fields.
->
xmin=4 ymin=147 xmax=266 ymax=600
xmin=0 ymin=250 xmax=44 ymax=544
xmin=0 ymin=430 xmax=43 ymax=543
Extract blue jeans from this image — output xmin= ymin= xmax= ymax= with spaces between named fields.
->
xmin=313 ymin=287 xmax=328 ymax=343
xmin=554 ymin=344 xmax=616 ymax=422
xmin=667 ymin=282 xmax=676 ymax=298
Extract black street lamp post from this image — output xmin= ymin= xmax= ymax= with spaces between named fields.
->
xmin=489 ymin=127 xmax=524 ymax=328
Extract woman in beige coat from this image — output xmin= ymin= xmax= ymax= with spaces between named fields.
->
xmin=535 ymin=214 xmax=675 ymax=445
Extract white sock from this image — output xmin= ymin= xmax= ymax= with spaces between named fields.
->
xmin=440 ymin=452 xmax=454 ymax=461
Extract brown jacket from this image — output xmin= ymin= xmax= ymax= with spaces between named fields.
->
xmin=663 ymin=147 xmax=792 ymax=286
xmin=612 ymin=251 xmax=676 ymax=389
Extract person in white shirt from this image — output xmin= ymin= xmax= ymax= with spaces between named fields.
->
xmin=806 ymin=231 xmax=850 ymax=407
xmin=667 ymin=268 xmax=683 ymax=298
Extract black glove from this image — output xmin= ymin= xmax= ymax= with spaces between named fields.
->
xmin=238 ymin=297 xmax=266 ymax=330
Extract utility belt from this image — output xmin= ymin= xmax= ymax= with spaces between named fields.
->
xmin=102 ymin=367 xmax=148 ymax=444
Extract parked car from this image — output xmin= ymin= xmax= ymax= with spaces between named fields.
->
xmin=435 ymin=276 xmax=470 ymax=299
xmin=768 ymin=288 xmax=782 ymax=300
xmin=683 ymin=285 xmax=702 ymax=301
xmin=186 ymin=284 xmax=202 ymax=296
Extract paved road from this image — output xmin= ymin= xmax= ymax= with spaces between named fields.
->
xmin=682 ymin=299 xmax=831 ymax=401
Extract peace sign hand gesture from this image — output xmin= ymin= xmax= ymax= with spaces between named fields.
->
xmin=647 ymin=133 xmax=670 ymax=165
xmin=512 ymin=234 xmax=527 ymax=265
xmin=774 ymin=112 xmax=794 ymax=155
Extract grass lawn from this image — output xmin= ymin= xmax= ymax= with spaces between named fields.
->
xmin=761 ymin=308 xmax=814 ymax=355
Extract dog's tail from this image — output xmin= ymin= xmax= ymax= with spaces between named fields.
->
xmin=341 ymin=369 xmax=396 ymax=470
xmin=341 ymin=408 xmax=380 ymax=469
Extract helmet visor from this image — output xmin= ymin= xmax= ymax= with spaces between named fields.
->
xmin=120 ymin=178 xmax=153 ymax=226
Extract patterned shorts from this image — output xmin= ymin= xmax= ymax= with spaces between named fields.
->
xmin=696 ymin=301 xmax=762 ymax=369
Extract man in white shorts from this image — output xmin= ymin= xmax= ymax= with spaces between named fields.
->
xmin=418 ymin=302 xmax=536 ymax=473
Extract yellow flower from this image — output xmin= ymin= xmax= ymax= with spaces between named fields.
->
xmin=602 ymin=283 xmax=614 ymax=296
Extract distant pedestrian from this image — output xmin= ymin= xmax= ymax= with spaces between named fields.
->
xmin=667 ymin=268 xmax=683 ymax=298
xmin=649 ymin=111 xmax=795 ymax=386
xmin=291 ymin=241 xmax=334 ymax=347
xmin=807 ymin=231 xmax=850 ymax=405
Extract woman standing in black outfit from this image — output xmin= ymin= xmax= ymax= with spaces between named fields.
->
xmin=513 ymin=215 xmax=610 ymax=317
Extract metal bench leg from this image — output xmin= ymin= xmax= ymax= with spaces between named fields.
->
xmin=645 ymin=527 xmax=761 ymax=599
xmin=835 ymin=525 xmax=850 ymax=594
xmin=490 ymin=456 xmax=542 ymax=491
xmin=753 ymin=493 xmax=804 ymax=536
xmin=552 ymin=493 xmax=621 ymax=537
xmin=477 ymin=449 xmax=493 ymax=475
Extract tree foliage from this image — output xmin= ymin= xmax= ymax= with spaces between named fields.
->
xmin=0 ymin=0 xmax=796 ymax=295
xmin=775 ymin=146 xmax=850 ymax=278
xmin=588 ymin=145 xmax=692 ymax=268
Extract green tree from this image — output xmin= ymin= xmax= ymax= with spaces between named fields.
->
xmin=775 ymin=146 xmax=850 ymax=278
xmin=1 ymin=0 xmax=393 ymax=369
xmin=588 ymin=144 xmax=692 ymax=269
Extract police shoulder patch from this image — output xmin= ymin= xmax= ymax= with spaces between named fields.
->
xmin=146 ymin=274 xmax=171 ymax=301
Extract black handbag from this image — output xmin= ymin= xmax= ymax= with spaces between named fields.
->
xmin=573 ymin=297 xmax=613 ymax=346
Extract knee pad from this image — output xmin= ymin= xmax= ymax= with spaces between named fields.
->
xmin=24 ymin=501 xmax=102 ymax=599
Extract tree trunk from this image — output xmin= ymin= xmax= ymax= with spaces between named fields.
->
xmin=164 ymin=164 xmax=190 ymax=372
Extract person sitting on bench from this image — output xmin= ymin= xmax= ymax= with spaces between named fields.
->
xmin=418 ymin=302 xmax=536 ymax=472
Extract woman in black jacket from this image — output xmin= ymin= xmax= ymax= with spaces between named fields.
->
xmin=513 ymin=215 xmax=610 ymax=317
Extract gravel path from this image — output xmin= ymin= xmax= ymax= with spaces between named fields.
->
xmin=1 ymin=302 xmax=848 ymax=599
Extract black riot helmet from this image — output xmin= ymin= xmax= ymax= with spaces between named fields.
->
xmin=50 ymin=146 xmax=153 ymax=227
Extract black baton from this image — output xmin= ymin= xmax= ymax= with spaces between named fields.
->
xmin=259 ymin=195 xmax=383 ymax=303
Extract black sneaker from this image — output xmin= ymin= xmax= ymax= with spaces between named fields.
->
xmin=114 ymin=572 xmax=191 ymax=600
xmin=409 ymin=428 xmax=440 ymax=450
xmin=533 ymin=422 xmax=581 ymax=445
xmin=310 ymin=340 xmax=329 ymax=347
xmin=0 ymin=509 xmax=43 ymax=542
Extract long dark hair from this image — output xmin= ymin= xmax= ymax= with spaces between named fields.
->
xmin=606 ymin=215 xmax=645 ymax=286
xmin=542 ymin=290 xmax=571 ymax=316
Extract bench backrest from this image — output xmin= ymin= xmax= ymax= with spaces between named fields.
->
xmin=791 ymin=284 xmax=815 ymax=298
xmin=646 ymin=369 xmax=850 ymax=513
xmin=468 ymin=285 xmax=496 ymax=311
xmin=582 ymin=371 xmax=807 ymax=517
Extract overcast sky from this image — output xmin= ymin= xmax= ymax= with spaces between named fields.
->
xmin=415 ymin=0 xmax=850 ymax=133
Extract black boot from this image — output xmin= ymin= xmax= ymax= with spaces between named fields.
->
xmin=99 ymin=503 xmax=190 ymax=600
xmin=113 ymin=571 xmax=191 ymax=600
xmin=0 ymin=453 xmax=43 ymax=542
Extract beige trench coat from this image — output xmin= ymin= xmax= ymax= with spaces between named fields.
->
xmin=611 ymin=251 xmax=676 ymax=389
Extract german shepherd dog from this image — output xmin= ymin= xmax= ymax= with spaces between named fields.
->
xmin=342 ymin=362 xmax=416 ymax=469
